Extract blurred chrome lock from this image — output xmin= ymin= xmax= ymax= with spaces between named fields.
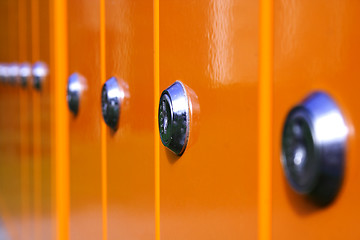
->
xmin=281 ymin=91 xmax=348 ymax=205
xmin=0 ymin=64 xmax=9 ymax=83
xmin=32 ymin=61 xmax=48 ymax=90
xmin=101 ymin=77 xmax=121 ymax=130
xmin=158 ymin=81 xmax=190 ymax=156
xmin=19 ymin=63 xmax=32 ymax=87
xmin=8 ymin=63 xmax=19 ymax=85
xmin=67 ymin=73 xmax=86 ymax=116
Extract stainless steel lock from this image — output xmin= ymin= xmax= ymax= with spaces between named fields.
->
xmin=19 ymin=63 xmax=32 ymax=87
xmin=67 ymin=73 xmax=86 ymax=116
xmin=281 ymin=91 xmax=348 ymax=205
xmin=32 ymin=61 xmax=48 ymax=90
xmin=101 ymin=77 xmax=121 ymax=130
xmin=158 ymin=81 xmax=190 ymax=156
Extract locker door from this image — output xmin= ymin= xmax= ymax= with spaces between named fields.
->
xmin=104 ymin=0 xmax=155 ymax=238
xmin=0 ymin=0 xmax=10 ymax=235
xmin=32 ymin=0 xmax=54 ymax=238
xmin=0 ymin=0 xmax=23 ymax=239
xmin=67 ymin=0 xmax=102 ymax=239
xmin=159 ymin=1 xmax=259 ymax=239
xmin=273 ymin=1 xmax=360 ymax=239
xmin=18 ymin=0 xmax=34 ymax=238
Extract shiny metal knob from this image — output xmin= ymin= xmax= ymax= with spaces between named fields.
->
xmin=32 ymin=61 xmax=48 ymax=90
xmin=158 ymin=81 xmax=190 ymax=156
xmin=101 ymin=77 xmax=121 ymax=130
xmin=67 ymin=73 xmax=86 ymax=116
xmin=19 ymin=63 xmax=32 ymax=87
xmin=281 ymin=91 xmax=348 ymax=205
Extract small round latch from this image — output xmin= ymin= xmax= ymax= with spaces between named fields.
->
xmin=67 ymin=73 xmax=86 ymax=116
xmin=19 ymin=63 xmax=32 ymax=87
xmin=158 ymin=81 xmax=189 ymax=156
xmin=101 ymin=77 xmax=121 ymax=130
xmin=281 ymin=91 xmax=348 ymax=205
xmin=32 ymin=61 xmax=48 ymax=90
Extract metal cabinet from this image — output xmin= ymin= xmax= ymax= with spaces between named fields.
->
xmin=159 ymin=1 xmax=259 ymax=239
xmin=273 ymin=0 xmax=360 ymax=239
xmin=104 ymin=1 xmax=155 ymax=239
xmin=67 ymin=0 xmax=102 ymax=239
xmin=2 ymin=0 xmax=360 ymax=239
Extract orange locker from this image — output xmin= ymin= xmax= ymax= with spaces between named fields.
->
xmin=0 ymin=0 xmax=23 ymax=239
xmin=159 ymin=1 xmax=259 ymax=239
xmin=18 ymin=0 xmax=35 ymax=238
xmin=273 ymin=0 xmax=360 ymax=239
xmin=67 ymin=0 xmax=102 ymax=239
xmin=104 ymin=0 xmax=155 ymax=239
xmin=31 ymin=0 xmax=54 ymax=239
xmin=0 ymin=0 xmax=9 ymax=236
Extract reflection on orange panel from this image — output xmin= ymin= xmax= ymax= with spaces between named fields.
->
xmin=273 ymin=1 xmax=360 ymax=239
xmin=159 ymin=1 xmax=258 ymax=239
xmin=105 ymin=0 xmax=155 ymax=239
xmin=67 ymin=0 xmax=102 ymax=239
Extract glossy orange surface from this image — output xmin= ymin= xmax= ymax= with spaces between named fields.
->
xmin=273 ymin=0 xmax=360 ymax=239
xmin=105 ymin=0 xmax=155 ymax=239
xmin=67 ymin=0 xmax=102 ymax=239
xmin=159 ymin=1 xmax=259 ymax=239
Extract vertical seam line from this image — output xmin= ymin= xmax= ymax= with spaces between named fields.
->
xmin=100 ymin=0 xmax=107 ymax=239
xmin=154 ymin=0 xmax=160 ymax=239
xmin=259 ymin=0 xmax=273 ymax=239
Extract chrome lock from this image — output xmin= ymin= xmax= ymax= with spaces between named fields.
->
xmin=281 ymin=91 xmax=348 ymax=205
xmin=8 ymin=63 xmax=19 ymax=85
xmin=158 ymin=81 xmax=190 ymax=156
xmin=101 ymin=77 xmax=121 ymax=130
xmin=19 ymin=63 xmax=32 ymax=87
xmin=32 ymin=61 xmax=48 ymax=90
xmin=67 ymin=73 xmax=86 ymax=116
xmin=0 ymin=64 xmax=9 ymax=83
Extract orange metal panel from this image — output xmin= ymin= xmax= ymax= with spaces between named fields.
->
xmin=159 ymin=0 xmax=259 ymax=239
xmin=0 ymin=0 xmax=23 ymax=239
xmin=31 ymin=0 xmax=43 ymax=238
xmin=105 ymin=0 xmax=155 ymax=239
xmin=18 ymin=0 xmax=34 ymax=239
xmin=67 ymin=0 xmax=102 ymax=239
xmin=32 ymin=0 xmax=54 ymax=239
xmin=273 ymin=1 xmax=360 ymax=239
xmin=0 ymin=0 xmax=9 ymax=234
